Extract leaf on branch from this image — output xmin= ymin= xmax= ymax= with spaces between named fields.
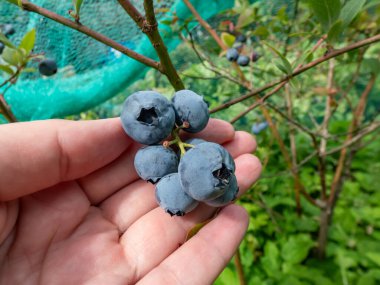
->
xmin=236 ymin=8 xmax=256 ymax=30
xmin=340 ymin=0 xmax=366 ymax=27
xmin=221 ymin=32 xmax=235 ymax=48
xmin=327 ymin=20 xmax=344 ymax=44
xmin=307 ymin=0 xmax=341 ymax=30
xmin=74 ymin=0 xmax=84 ymax=15
xmin=263 ymin=41 xmax=292 ymax=75
xmin=0 ymin=33 xmax=16 ymax=49
xmin=0 ymin=64 xmax=14 ymax=75
xmin=1 ymin=47 xmax=23 ymax=66
xmin=5 ymin=0 xmax=21 ymax=7
xmin=19 ymin=28 xmax=36 ymax=56
xmin=70 ymin=0 xmax=84 ymax=22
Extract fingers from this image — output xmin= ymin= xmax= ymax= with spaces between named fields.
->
xmin=115 ymin=153 xmax=260 ymax=283
xmin=0 ymin=119 xmax=130 ymax=201
xmin=81 ymin=118 xmax=236 ymax=204
xmin=100 ymin=132 xmax=258 ymax=233
xmin=223 ymin=131 xmax=257 ymax=157
xmin=180 ymin=118 xmax=235 ymax=142
xmin=137 ymin=205 xmax=249 ymax=285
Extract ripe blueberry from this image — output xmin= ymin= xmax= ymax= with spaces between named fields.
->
xmin=155 ymin=173 xmax=199 ymax=216
xmin=226 ymin=48 xmax=239 ymax=62
xmin=3 ymin=24 xmax=15 ymax=37
xmin=172 ymin=90 xmax=209 ymax=133
xmin=121 ymin=91 xmax=175 ymax=145
xmin=251 ymin=121 xmax=268 ymax=134
xmin=251 ymin=51 xmax=260 ymax=62
xmin=235 ymin=34 xmax=247 ymax=43
xmin=178 ymin=142 xmax=235 ymax=201
xmin=237 ymin=55 xmax=250 ymax=67
xmin=205 ymin=173 xmax=239 ymax=207
xmin=134 ymin=145 xmax=178 ymax=184
xmin=39 ymin=59 xmax=58 ymax=76
xmin=0 ymin=42 xmax=4 ymax=55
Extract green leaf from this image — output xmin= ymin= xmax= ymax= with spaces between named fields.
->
xmin=1 ymin=47 xmax=23 ymax=66
xmin=214 ymin=267 xmax=237 ymax=285
xmin=0 ymin=33 xmax=16 ymax=49
xmin=366 ymin=252 xmax=380 ymax=267
xmin=261 ymin=241 xmax=281 ymax=278
xmin=263 ymin=41 xmax=292 ymax=75
xmin=5 ymin=0 xmax=18 ymax=5
xmin=252 ymin=26 xmax=269 ymax=38
xmin=236 ymin=8 xmax=256 ymax=29
xmin=19 ymin=29 xmax=36 ymax=56
xmin=221 ymin=32 xmax=235 ymax=48
xmin=0 ymin=64 xmax=14 ymax=75
xmin=307 ymin=0 xmax=342 ymax=29
xmin=361 ymin=58 xmax=380 ymax=75
xmin=340 ymin=0 xmax=366 ymax=27
xmin=327 ymin=20 xmax=344 ymax=43
xmin=281 ymin=234 xmax=314 ymax=264
xmin=73 ymin=0 xmax=84 ymax=15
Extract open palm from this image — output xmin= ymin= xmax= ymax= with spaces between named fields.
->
xmin=0 ymin=118 xmax=261 ymax=285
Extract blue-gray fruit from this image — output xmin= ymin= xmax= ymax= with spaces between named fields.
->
xmin=38 ymin=59 xmax=57 ymax=76
xmin=172 ymin=90 xmax=209 ymax=133
xmin=0 ymin=42 xmax=4 ymax=54
xmin=121 ymin=91 xmax=175 ymax=145
xmin=134 ymin=145 xmax=178 ymax=184
xmin=226 ymin=48 xmax=239 ymax=62
xmin=155 ymin=173 xmax=199 ymax=216
xmin=251 ymin=51 xmax=260 ymax=62
xmin=237 ymin=55 xmax=250 ymax=66
xmin=185 ymin=138 xmax=206 ymax=149
xmin=179 ymin=142 xmax=235 ymax=201
xmin=235 ymin=34 xmax=247 ymax=43
xmin=251 ymin=121 xmax=268 ymax=134
xmin=3 ymin=24 xmax=15 ymax=37
xmin=205 ymin=173 xmax=239 ymax=207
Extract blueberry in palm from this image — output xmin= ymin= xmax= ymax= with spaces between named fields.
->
xmin=178 ymin=142 xmax=235 ymax=201
xmin=121 ymin=91 xmax=175 ymax=145
xmin=155 ymin=173 xmax=199 ymax=216
xmin=134 ymin=145 xmax=178 ymax=184
xmin=205 ymin=173 xmax=239 ymax=207
xmin=172 ymin=90 xmax=209 ymax=133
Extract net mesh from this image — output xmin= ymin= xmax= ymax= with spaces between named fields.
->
xmin=0 ymin=0 xmax=233 ymax=121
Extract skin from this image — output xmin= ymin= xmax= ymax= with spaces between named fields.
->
xmin=0 ymin=118 xmax=261 ymax=285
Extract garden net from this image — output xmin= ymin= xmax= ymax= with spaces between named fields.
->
xmin=0 ymin=0 xmax=233 ymax=121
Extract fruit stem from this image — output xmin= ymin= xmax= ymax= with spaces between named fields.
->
xmin=164 ymin=126 xmax=195 ymax=157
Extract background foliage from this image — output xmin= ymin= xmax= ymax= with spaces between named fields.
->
xmin=1 ymin=0 xmax=380 ymax=284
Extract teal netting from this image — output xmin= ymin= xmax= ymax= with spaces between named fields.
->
xmin=0 ymin=0 xmax=233 ymax=121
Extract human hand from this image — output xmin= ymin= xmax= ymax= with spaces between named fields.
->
xmin=0 ymin=118 xmax=261 ymax=284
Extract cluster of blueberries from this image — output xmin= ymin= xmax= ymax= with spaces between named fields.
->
xmin=0 ymin=24 xmax=57 ymax=77
xmin=120 ymin=90 xmax=239 ymax=216
xmin=226 ymin=34 xmax=259 ymax=66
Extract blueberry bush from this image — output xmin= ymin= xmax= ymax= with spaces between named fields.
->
xmin=2 ymin=0 xmax=380 ymax=284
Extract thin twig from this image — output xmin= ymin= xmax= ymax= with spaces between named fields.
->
xmin=182 ymin=0 xmax=227 ymax=50
xmin=318 ymin=59 xmax=335 ymax=200
xmin=328 ymin=74 xmax=377 ymax=204
xmin=234 ymin=249 xmax=247 ymax=285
